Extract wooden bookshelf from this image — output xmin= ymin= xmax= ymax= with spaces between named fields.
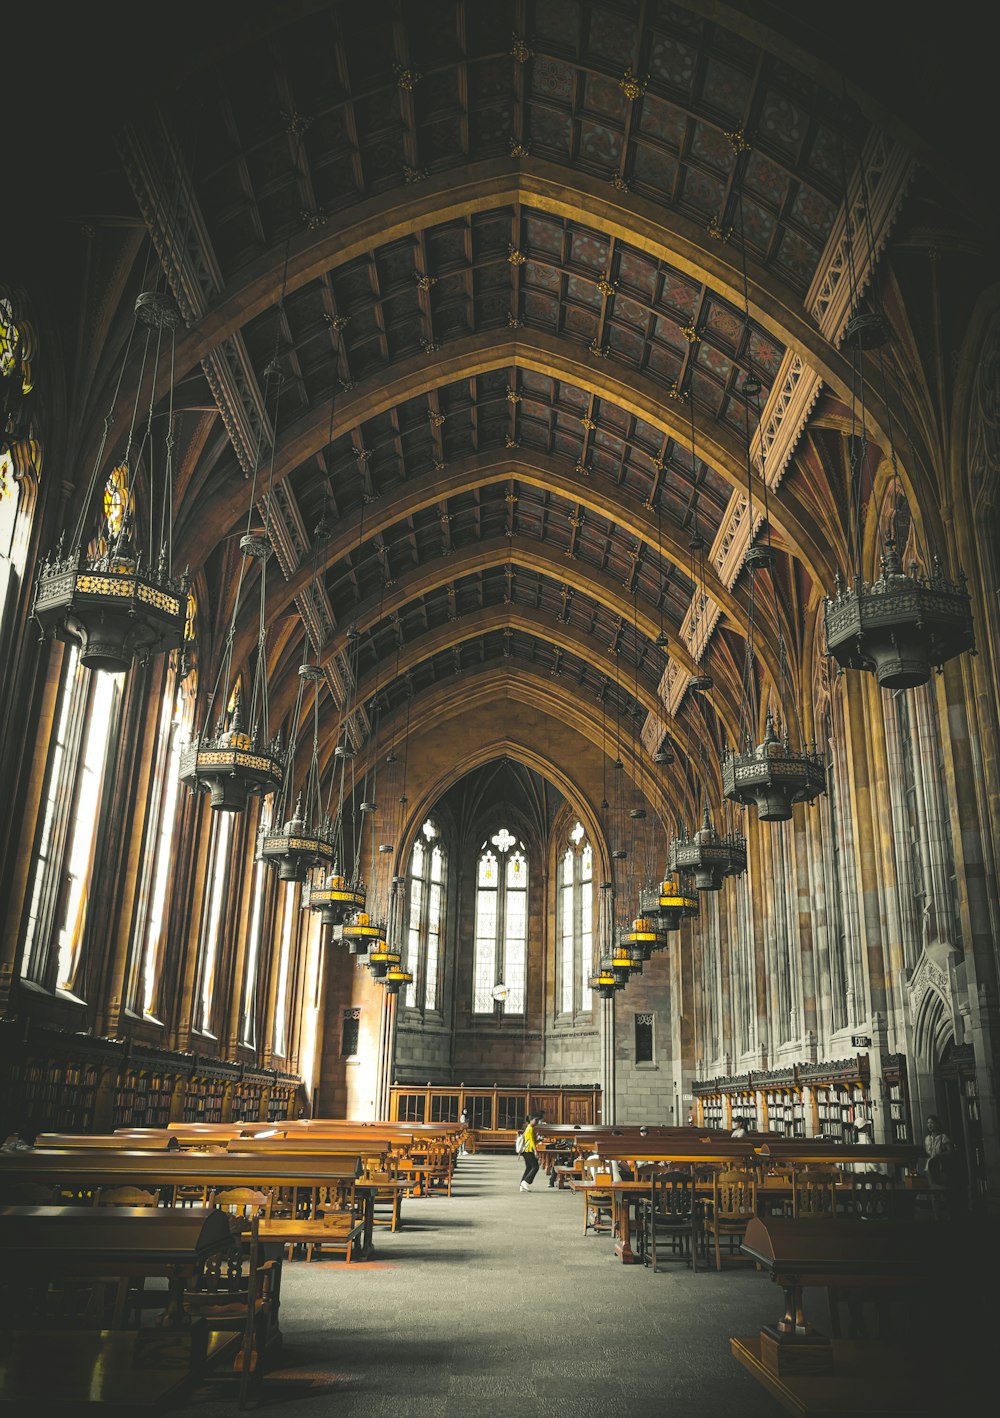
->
xmin=882 ymin=1054 xmax=910 ymax=1144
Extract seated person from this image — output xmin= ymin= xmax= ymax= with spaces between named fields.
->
xmin=730 ymin=1117 xmax=748 ymax=1139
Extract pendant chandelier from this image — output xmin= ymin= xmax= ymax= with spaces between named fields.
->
xmin=258 ymin=660 xmax=335 ymax=882
xmin=179 ymin=356 xmax=286 ymax=812
xmin=821 ymin=130 xmax=972 ymax=689
xmin=620 ymin=913 xmax=668 ymax=959
xmin=641 ymin=874 xmax=698 ymax=932
xmin=368 ymin=671 xmax=414 ymax=996
xmin=721 ymin=158 xmax=824 ymax=824
xmin=669 ymin=802 xmax=737 ymax=892
xmin=305 ymin=738 xmax=367 ymax=926
xmin=306 ymin=555 xmax=369 ymax=927
xmin=590 ymin=880 xmax=624 ymax=997
xmin=33 ymin=286 xmax=189 ymax=673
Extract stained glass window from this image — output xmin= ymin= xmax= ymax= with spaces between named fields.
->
xmin=473 ymin=827 xmax=528 ymax=1014
xmin=403 ymin=821 xmax=447 ymax=1012
xmin=557 ymin=823 xmax=594 ymax=1015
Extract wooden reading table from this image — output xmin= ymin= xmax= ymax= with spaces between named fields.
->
xmin=0 ymin=1204 xmax=254 ymax=1409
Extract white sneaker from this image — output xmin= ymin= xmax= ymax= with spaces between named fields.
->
xmin=519 ymin=1181 xmax=530 ymax=1191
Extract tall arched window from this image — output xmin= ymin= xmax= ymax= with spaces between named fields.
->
xmin=194 ymin=812 xmax=232 ymax=1036
xmin=473 ymin=826 xmax=527 ymax=1014
xmin=132 ymin=672 xmax=190 ymax=1019
xmin=558 ymin=821 xmax=593 ymax=1015
xmin=404 ymin=819 xmax=447 ymax=1011
xmin=20 ymin=649 xmax=124 ymax=996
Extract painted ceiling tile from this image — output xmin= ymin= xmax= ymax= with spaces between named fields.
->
xmin=737 ymin=197 xmax=777 ymax=255
xmin=690 ymin=121 xmax=734 ymax=173
xmin=638 ymin=96 xmax=687 ymax=148
xmin=613 ymin=294 xmax=646 ymax=329
xmin=569 ymin=230 xmax=611 ymax=272
xmin=533 ymin=0 xmax=583 ymax=49
xmin=566 ymin=274 xmax=602 ymax=308
xmin=579 ymin=119 xmax=624 ymax=169
xmin=790 ymin=184 xmax=837 ymax=241
xmin=617 ymin=250 xmax=657 ymax=300
xmin=776 ymin=228 xmax=819 ymax=284
xmin=527 ymin=107 xmax=573 ymax=156
xmin=680 ymin=166 xmax=726 ymax=216
xmin=584 ymin=72 xmax=629 ymax=122
xmin=758 ymin=90 xmax=807 ymax=160
xmin=649 ymin=33 xmax=697 ymax=93
xmin=523 ymin=293 xmax=560 ymax=327
xmin=586 ymin=6 xmax=638 ymax=67
xmin=632 ymin=144 xmax=680 ymax=197
xmin=525 ymin=261 xmax=561 ymax=292
xmin=531 ymin=58 xmax=576 ymax=105
xmin=700 ymin=56 xmax=753 ymax=121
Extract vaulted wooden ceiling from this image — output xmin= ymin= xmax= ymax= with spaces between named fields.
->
xmin=24 ymin=0 xmax=989 ymax=826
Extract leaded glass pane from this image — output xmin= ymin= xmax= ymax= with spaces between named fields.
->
xmin=479 ymin=850 xmax=498 ymax=887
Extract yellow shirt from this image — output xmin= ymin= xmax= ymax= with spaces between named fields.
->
xmin=523 ymin=1122 xmax=536 ymax=1153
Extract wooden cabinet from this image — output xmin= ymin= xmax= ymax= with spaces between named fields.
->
xmin=389 ymin=1083 xmax=600 ymax=1126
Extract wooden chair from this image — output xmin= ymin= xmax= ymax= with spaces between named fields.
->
xmin=583 ymin=1171 xmax=614 ymax=1236
xmin=0 ymin=1181 xmax=58 ymax=1205
xmin=844 ymin=1170 xmax=897 ymax=1220
xmin=637 ymin=1170 xmax=695 ymax=1270
xmin=93 ymin=1186 xmax=161 ymax=1207
xmin=703 ymin=1167 xmax=757 ymax=1271
xmin=183 ymin=1214 xmax=282 ymax=1409
xmin=367 ymin=1170 xmax=403 ymax=1231
xmin=791 ymin=1167 xmax=839 ymax=1219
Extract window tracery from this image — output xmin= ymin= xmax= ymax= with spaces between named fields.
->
xmin=473 ymin=825 xmax=527 ymax=1014
xmin=404 ymin=818 xmax=447 ymax=1011
xmin=558 ymin=822 xmax=593 ymax=1016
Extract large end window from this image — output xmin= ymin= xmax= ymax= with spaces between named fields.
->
xmin=404 ymin=819 xmax=447 ymax=1010
xmin=473 ymin=826 xmax=527 ymax=1014
xmin=558 ymin=822 xmax=594 ymax=1015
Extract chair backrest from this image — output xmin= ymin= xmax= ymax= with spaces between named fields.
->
xmin=209 ymin=1187 xmax=272 ymax=1217
xmin=651 ymin=1170 xmax=693 ymax=1217
xmin=94 ymin=1185 xmax=161 ymax=1207
xmin=848 ymin=1170 xmax=895 ymax=1219
xmin=792 ymin=1167 xmax=839 ymax=1218
xmin=712 ymin=1166 xmax=757 ymax=1218
xmin=593 ymin=1170 xmax=613 ymax=1188
xmin=1 ymin=1182 xmax=57 ymax=1205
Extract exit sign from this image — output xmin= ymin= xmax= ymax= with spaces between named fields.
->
xmin=851 ymin=1034 xmax=871 ymax=1048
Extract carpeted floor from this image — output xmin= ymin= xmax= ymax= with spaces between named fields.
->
xmin=178 ymin=1153 xmax=792 ymax=1417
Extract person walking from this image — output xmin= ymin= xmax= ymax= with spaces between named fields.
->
xmin=519 ymin=1113 xmax=540 ymax=1191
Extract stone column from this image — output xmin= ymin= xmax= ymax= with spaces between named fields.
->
xmin=374 ymin=985 xmax=398 ymax=1120
xmin=600 ymin=993 xmax=616 ymax=1123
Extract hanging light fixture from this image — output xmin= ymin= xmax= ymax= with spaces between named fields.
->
xmin=621 ymin=913 xmax=668 ymax=958
xmin=301 ymin=434 xmax=368 ymax=927
xmin=643 ymin=874 xmax=699 ymax=932
xmin=669 ymin=801 xmax=734 ymax=892
xmin=721 ymin=150 xmax=824 ymax=824
xmin=178 ymin=357 xmax=286 ymax=812
xmin=306 ymin=740 xmax=367 ymax=926
xmin=383 ymin=963 xmax=414 ymax=997
xmin=33 ymin=286 xmax=189 ymax=673
xmin=258 ymin=660 xmax=335 ymax=881
xmin=821 ymin=141 xmax=972 ymax=686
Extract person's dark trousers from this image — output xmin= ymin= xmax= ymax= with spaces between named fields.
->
xmin=521 ymin=1152 xmax=539 ymax=1186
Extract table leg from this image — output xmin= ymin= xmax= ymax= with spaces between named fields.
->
xmin=614 ymin=1196 xmax=639 ymax=1264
